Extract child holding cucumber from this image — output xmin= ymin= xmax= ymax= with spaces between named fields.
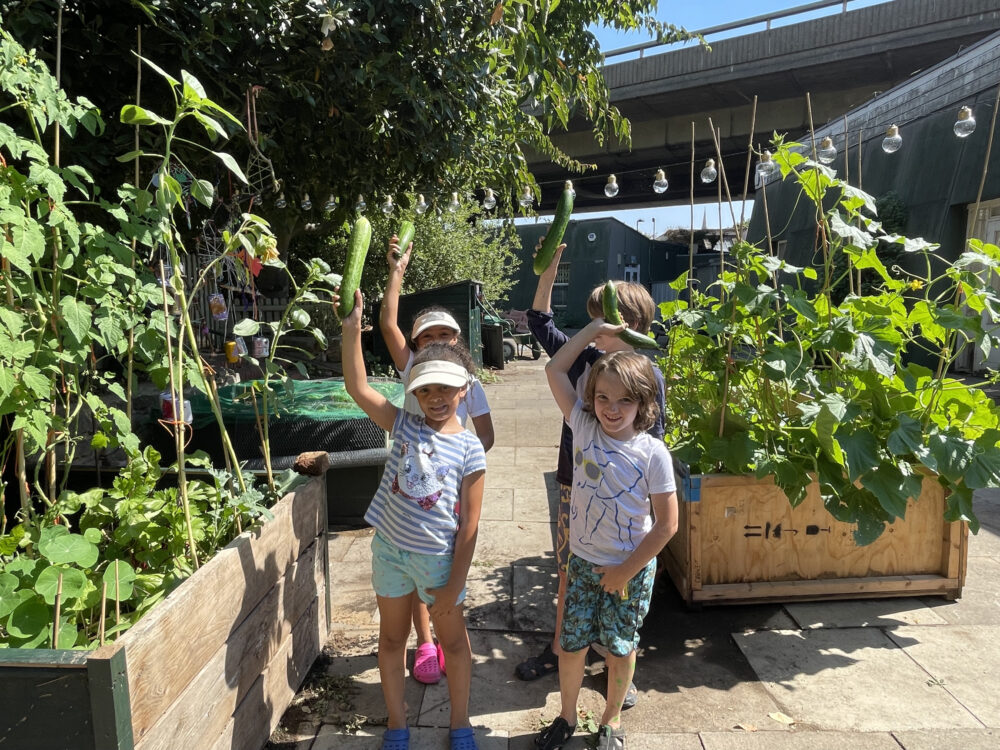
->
xmin=535 ymin=323 xmax=678 ymax=750
xmin=379 ymin=233 xmax=495 ymax=687
xmin=338 ymin=286 xmax=486 ymax=750
xmin=518 ymin=239 xmax=666 ymax=712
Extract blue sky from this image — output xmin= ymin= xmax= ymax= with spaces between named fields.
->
xmin=534 ymin=0 xmax=890 ymax=236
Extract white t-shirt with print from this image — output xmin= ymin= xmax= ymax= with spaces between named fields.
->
xmin=568 ymin=400 xmax=675 ymax=567
xmin=399 ymin=350 xmax=490 ymax=425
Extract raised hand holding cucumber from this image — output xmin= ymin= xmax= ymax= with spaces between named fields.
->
xmin=602 ymin=280 xmax=661 ymax=350
xmin=394 ymin=220 xmax=415 ymax=259
xmin=336 ymin=216 xmax=372 ymax=318
xmin=533 ymin=180 xmax=574 ymax=275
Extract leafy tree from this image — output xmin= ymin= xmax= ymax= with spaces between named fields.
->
xmin=1 ymin=0 xmax=689 ymax=236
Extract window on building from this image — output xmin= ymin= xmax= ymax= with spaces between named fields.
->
xmin=551 ymin=262 xmax=570 ymax=308
xmin=624 ymin=264 xmax=640 ymax=283
xmin=776 ymin=240 xmax=788 ymax=261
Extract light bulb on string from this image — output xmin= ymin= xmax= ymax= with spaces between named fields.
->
xmin=274 ymin=192 xmax=287 ymax=209
xmin=355 ymin=195 xmax=367 ymax=213
xmin=604 ymin=174 xmax=620 ymax=198
xmin=323 ymin=194 xmax=337 ymax=211
xmin=300 ymin=193 xmax=312 ymax=210
xmin=447 ymin=192 xmax=461 ymax=213
xmin=755 ymin=150 xmax=777 ymax=180
xmin=564 ymin=180 xmax=575 ymax=198
xmin=519 ymin=186 xmax=534 ymax=208
xmin=954 ymin=106 xmax=976 ymax=138
xmin=482 ymin=188 xmax=496 ymax=210
xmin=882 ymin=124 xmax=902 ymax=153
xmin=415 ymin=194 xmax=429 ymax=215
xmin=652 ymin=169 xmax=669 ymax=193
xmin=700 ymin=159 xmax=718 ymax=184
xmin=817 ymin=137 xmax=837 ymax=164
xmin=381 ymin=196 xmax=394 ymax=216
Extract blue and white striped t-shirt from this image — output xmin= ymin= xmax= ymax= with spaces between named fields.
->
xmin=364 ymin=409 xmax=487 ymax=555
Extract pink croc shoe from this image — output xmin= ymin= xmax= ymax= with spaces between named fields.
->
xmin=412 ymin=642 xmax=441 ymax=684
xmin=436 ymin=639 xmax=446 ymax=675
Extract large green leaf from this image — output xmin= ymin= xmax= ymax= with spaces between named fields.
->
xmin=102 ymin=560 xmax=138 ymax=601
xmin=35 ymin=565 xmax=88 ymax=604
xmin=836 ymin=428 xmax=881 ymax=482
xmin=38 ymin=530 xmax=100 ymax=568
xmin=859 ymin=464 xmax=922 ymax=520
xmin=6 ymin=595 xmax=50 ymax=639
xmin=60 ymin=296 xmax=93 ymax=345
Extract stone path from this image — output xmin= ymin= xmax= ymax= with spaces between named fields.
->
xmin=268 ymin=356 xmax=1000 ymax=750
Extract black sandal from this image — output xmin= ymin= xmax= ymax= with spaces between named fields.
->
xmin=515 ymin=643 xmax=559 ymax=681
xmin=534 ymin=716 xmax=575 ymax=750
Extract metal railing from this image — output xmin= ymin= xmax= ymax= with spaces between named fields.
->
xmin=604 ymin=0 xmax=872 ymax=62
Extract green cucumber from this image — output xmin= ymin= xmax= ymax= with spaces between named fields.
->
xmin=601 ymin=280 xmax=661 ymax=350
xmin=534 ymin=180 xmax=574 ymax=275
xmin=395 ymin=220 xmax=415 ymax=257
xmin=337 ymin=216 xmax=371 ymax=318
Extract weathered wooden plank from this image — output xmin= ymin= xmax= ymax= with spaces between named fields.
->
xmin=119 ymin=477 xmax=324 ymax=743
xmin=133 ymin=539 xmax=324 ymax=750
xmin=207 ymin=598 xmax=323 ymax=750
xmin=691 ymin=574 xmax=962 ymax=604
xmin=0 ymin=649 xmax=90 ymax=667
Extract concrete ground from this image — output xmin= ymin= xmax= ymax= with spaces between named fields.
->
xmin=268 ymin=356 xmax=1000 ymax=750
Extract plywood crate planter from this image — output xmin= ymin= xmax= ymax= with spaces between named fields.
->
xmin=660 ymin=474 xmax=967 ymax=606
xmin=0 ymin=474 xmax=330 ymax=750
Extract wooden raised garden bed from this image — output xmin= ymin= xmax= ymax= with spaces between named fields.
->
xmin=0 ymin=474 xmax=330 ymax=750
xmin=661 ymin=474 xmax=967 ymax=606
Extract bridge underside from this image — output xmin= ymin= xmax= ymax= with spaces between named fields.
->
xmin=527 ymin=0 xmax=1000 ymax=215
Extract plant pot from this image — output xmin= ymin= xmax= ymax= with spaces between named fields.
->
xmin=0 ymin=474 xmax=330 ymax=750
xmin=660 ymin=473 xmax=967 ymax=606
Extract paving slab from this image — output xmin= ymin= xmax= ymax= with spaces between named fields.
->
xmin=481 ymin=487 xmax=514 ymax=521
xmin=512 ymin=487 xmax=558 ymax=524
xmin=475 ymin=520 xmax=554 ymax=567
xmin=885 ymin=625 xmax=1000 ymax=728
xmin=313 ymin=724 xmax=509 ymax=749
xmin=465 ymin=564 xmax=513 ymax=631
xmin=699 ymin=730 xmax=902 ymax=749
xmin=892 ymin=728 xmax=998 ymax=749
xmin=733 ymin=628 xmax=983 ymax=731
xmin=784 ymin=598 xmax=948 ymax=629
xmin=919 ymin=555 xmax=1000 ymax=625
xmin=511 ymin=563 xmax=558 ymax=631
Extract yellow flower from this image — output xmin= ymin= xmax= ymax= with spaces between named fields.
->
xmin=909 ymin=280 xmax=924 ymax=291
xmin=259 ymin=235 xmax=279 ymax=262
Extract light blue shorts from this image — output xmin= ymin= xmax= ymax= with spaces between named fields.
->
xmin=371 ymin=531 xmax=465 ymax=606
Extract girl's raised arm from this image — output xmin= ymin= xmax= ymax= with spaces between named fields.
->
xmin=340 ymin=289 xmax=398 ymax=432
xmin=378 ymin=236 xmax=413 ymax=372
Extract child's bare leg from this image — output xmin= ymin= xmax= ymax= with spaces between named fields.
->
xmin=431 ymin=604 xmax=473 ymax=729
xmin=411 ymin=592 xmax=434 ymax=645
xmin=558 ymin=646 xmax=588 ymax=724
xmin=601 ymin=650 xmax=636 ymax=729
xmin=551 ymin=568 xmax=567 ymax=656
xmin=376 ymin=594 xmax=414 ymax=730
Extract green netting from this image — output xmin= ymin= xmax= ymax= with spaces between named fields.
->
xmin=187 ymin=378 xmax=404 ymax=428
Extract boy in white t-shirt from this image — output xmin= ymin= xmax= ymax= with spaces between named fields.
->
xmin=534 ymin=318 xmax=679 ymax=750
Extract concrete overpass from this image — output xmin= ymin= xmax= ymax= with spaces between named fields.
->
xmin=528 ymin=0 xmax=1000 ymax=214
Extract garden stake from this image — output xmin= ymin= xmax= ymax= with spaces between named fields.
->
xmin=689 ymin=121 xmax=696 ymax=304
xmin=739 ymin=95 xmax=760 ymax=237
xmin=159 ymin=260 xmax=200 ymax=571
xmin=126 ymin=26 xmax=143 ymax=423
xmin=52 ymin=573 xmax=63 ymax=648
xmin=115 ymin=560 xmax=121 ymax=635
xmin=2 ymin=256 xmax=30 ymax=521
xmin=98 ymin=581 xmax=107 ymax=646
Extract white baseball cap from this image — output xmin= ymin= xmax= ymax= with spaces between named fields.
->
xmin=406 ymin=360 xmax=470 ymax=393
xmin=411 ymin=310 xmax=461 ymax=340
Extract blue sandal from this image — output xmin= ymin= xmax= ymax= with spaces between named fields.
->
xmin=381 ymin=727 xmax=409 ymax=750
xmin=449 ymin=726 xmax=479 ymax=750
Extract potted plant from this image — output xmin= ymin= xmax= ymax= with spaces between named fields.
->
xmin=656 ymin=137 xmax=1000 ymax=604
